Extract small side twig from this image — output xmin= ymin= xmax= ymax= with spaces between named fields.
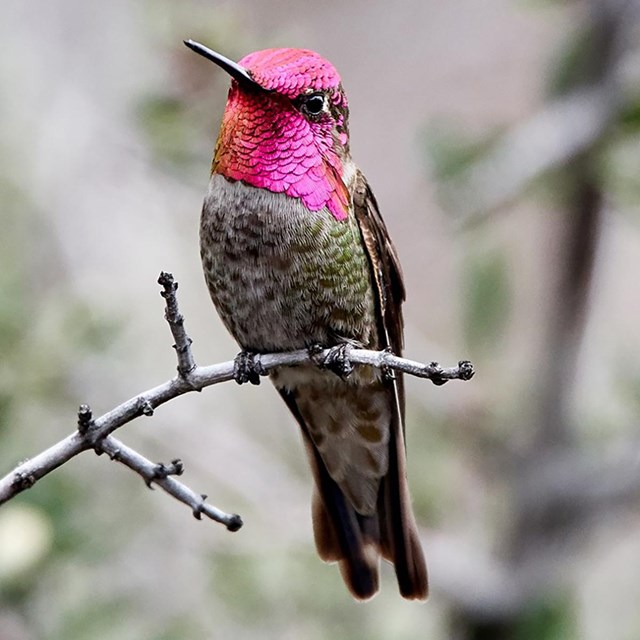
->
xmin=158 ymin=271 xmax=197 ymax=378
xmin=77 ymin=403 xmax=94 ymax=434
xmin=341 ymin=349 xmax=475 ymax=385
xmin=96 ymin=435 xmax=242 ymax=531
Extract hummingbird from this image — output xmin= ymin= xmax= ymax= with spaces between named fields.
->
xmin=185 ymin=39 xmax=427 ymax=601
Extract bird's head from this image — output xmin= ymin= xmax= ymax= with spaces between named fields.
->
xmin=185 ymin=40 xmax=352 ymax=220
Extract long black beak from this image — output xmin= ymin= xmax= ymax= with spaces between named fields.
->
xmin=184 ymin=39 xmax=266 ymax=92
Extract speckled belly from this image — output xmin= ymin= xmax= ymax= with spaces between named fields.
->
xmin=200 ymin=174 xmax=377 ymax=353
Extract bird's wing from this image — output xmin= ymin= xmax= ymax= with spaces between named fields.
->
xmin=352 ymin=170 xmax=406 ymax=355
xmin=351 ymin=169 xmax=427 ymax=599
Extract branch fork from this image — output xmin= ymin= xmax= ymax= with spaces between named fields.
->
xmin=0 ymin=272 xmax=474 ymax=533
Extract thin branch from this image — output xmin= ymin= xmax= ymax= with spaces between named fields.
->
xmin=0 ymin=272 xmax=474 ymax=529
xmin=158 ymin=271 xmax=197 ymax=377
xmin=0 ymin=348 xmax=472 ymax=508
xmin=97 ymin=435 xmax=242 ymax=530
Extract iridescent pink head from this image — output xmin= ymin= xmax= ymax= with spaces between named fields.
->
xmin=185 ymin=40 xmax=351 ymax=220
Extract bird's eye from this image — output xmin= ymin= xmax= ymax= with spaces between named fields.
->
xmin=301 ymin=92 xmax=326 ymax=116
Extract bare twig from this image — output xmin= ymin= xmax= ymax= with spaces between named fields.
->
xmin=97 ymin=435 xmax=242 ymax=530
xmin=0 ymin=350 xmax=472 ymax=508
xmin=0 ymin=272 xmax=474 ymax=527
xmin=158 ymin=271 xmax=197 ymax=377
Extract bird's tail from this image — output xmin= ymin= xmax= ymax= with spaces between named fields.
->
xmin=303 ymin=419 xmax=428 ymax=601
xmin=278 ymin=385 xmax=427 ymax=600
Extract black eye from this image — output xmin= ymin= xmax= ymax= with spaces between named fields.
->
xmin=301 ymin=92 xmax=325 ymax=116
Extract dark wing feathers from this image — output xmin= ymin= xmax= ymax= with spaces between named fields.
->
xmin=353 ymin=170 xmax=428 ymax=600
xmin=352 ymin=172 xmax=406 ymax=354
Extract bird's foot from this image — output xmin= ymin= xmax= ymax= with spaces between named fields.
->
xmin=233 ymin=351 xmax=265 ymax=385
xmin=307 ymin=343 xmax=326 ymax=364
xmin=381 ymin=346 xmax=396 ymax=382
xmin=320 ymin=343 xmax=354 ymax=379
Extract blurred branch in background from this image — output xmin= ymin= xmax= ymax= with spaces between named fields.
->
xmin=441 ymin=84 xmax=615 ymax=224
xmin=428 ymin=0 xmax=640 ymax=638
xmin=438 ymin=0 xmax=639 ymax=227
xmin=0 ymin=272 xmax=473 ymax=532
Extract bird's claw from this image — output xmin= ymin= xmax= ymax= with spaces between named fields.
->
xmin=380 ymin=346 xmax=396 ymax=381
xmin=307 ymin=343 xmax=325 ymax=360
xmin=233 ymin=351 xmax=265 ymax=385
xmin=321 ymin=343 xmax=354 ymax=379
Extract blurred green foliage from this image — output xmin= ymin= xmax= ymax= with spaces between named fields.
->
xmin=138 ymin=96 xmax=199 ymax=170
xmin=514 ymin=594 xmax=576 ymax=640
xmin=463 ymin=247 xmax=511 ymax=354
xmin=422 ymin=122 xmax=502 ymax=184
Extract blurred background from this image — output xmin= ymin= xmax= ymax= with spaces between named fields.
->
xmin=1 ymin=0 xmax=640 ymax=638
